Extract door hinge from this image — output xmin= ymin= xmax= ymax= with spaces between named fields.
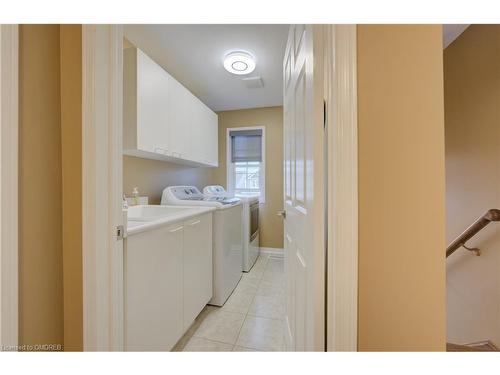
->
xmin=116 ymin=225 xmax=124 ymax=240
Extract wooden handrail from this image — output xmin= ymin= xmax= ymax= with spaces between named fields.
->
xmin=446 ymin=209 xmax=500 ymax=258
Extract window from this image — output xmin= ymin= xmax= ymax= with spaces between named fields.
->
xmin=235 ymin=161 xmax=260 ymax=192
xmin=227 ymin=127 xmax=265 ymax=202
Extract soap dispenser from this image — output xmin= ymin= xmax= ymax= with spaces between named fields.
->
xmin=132 ymin=187 xmax=139 ymax=206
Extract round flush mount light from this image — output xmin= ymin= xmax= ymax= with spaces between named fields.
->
xmin=223 ymin=51 xmax=256 ymax=75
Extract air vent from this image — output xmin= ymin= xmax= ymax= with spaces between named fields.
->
xmin=242 ymin=76 xmax=264 ymax=89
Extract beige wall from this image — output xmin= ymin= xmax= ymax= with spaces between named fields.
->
xmin=19 ymin=24 xmax=84 ymax=351
xmin=19 ymin=25 xmax=64 ymax=348
xmin=123 ymin=156 xmax=213 ymax=204
xmin=124 ymin=107 xmax=284 ymax=248
xmin=60 ymin=25 xmax=83 ymax=351
xmin=444 ymin=25 xmax=500 ymax=346
xmin=213 ymin=107 xmax=284 ymax=249
xmin=357 ymin=25 xmax=446 ymax=351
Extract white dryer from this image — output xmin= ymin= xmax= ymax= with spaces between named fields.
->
xmin=161 ymin=186 xmax=243 ymax=306
xmin=203 ymin=185 xmax=260 ymax=272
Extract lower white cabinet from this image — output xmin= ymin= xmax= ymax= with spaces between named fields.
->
xmin=125 ymin=222 xmax=184 ymax=351
xmin=183 ymin=214 xmax=213 ymax=330
xmin=124 ymin=213 xmax=213 ymax=351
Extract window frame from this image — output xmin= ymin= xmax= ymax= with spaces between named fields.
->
xmin=226 ymin=125 xmax=266 ymax=203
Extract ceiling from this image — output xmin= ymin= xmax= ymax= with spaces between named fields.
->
xmin=124 ymin=25 xmax=289 ymax=112
xmin=124 ymin=25 xmax=464 ymax=111
xmin=443 ymin=24 xmax=470 ymax=49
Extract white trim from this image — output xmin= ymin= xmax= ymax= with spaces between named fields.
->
xmin=82 ymin=25 xmax=124 ymax=351
xmin=0 ymin=24 xmax=18 ymax=351
xmin=325 ymin=25 xmax=358 ymax=351
xmin=259 ymin=247 xmax=284 ymax=257
xmin=226 ymin=125 xmax=266 ymax=203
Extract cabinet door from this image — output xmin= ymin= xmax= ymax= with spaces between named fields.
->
xmin=136 ymin=50 xmax=170 ymax=155
xmin=200 ymin=105 xmax=212 ymax=165
xmin=183 ymin=214 xmax=213 ymax=330
xmin=189 ymin=96 xmax=205 ymax=163
xmin=207 ymin=110 xmax=219 ymax=166
xmin=125 ymin=223 xmax=184 ymax=351
xmin=167 ymin=76 xmax=191 ymax=158
xmin=192 ymin=102 xmax=217 ymax=166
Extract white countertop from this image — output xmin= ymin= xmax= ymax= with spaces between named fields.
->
xmin=125 ymin=205 xmax=216 ymax=236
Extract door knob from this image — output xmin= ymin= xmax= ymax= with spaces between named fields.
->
xmin=277 ymin=210 xmax=286 ymax=219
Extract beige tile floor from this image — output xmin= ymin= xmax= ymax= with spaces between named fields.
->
xmin=173 ymin=254 xmax=285 ymax=352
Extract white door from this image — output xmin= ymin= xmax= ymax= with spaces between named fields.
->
xmin=283 ymin=24 xmax=322 ymax=351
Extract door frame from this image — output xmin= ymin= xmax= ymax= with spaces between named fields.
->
xmin=0 ymin=24 xmax=18 ymax=351
xmin=79 ymin=23 xmax=358 ymax=352
xmin=324 ymin=25 xmax=358 ymax=351
xmin=82 ymin=24 xmax=124 ymax=351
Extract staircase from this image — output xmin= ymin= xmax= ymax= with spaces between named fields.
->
xmin=447 ymin=341 xmax=499 ymax=352
xmin=446 ymin=210 xmax=500 ymax=353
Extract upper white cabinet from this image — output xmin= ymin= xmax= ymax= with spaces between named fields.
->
xmin=189 ymin=95 xmax=219 ymax=166
xmin=123 ymin=47 xmax=218 ymax=167
xmin=200 ymin=104 xmax=219 ymax=166
xmin=207 ymin=109 xmax=219 ymax=164
xmin=167 ymin=77 xmax=191 ymax=159
xmin=136 ymin=49 xmax=170 ymax=154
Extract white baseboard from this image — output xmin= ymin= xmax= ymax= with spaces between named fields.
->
xmin=260 ymin=247 xmax=284 ymax=257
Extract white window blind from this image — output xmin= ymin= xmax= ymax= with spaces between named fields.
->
xmin=230 ymin=129 xmax=263 ymax=163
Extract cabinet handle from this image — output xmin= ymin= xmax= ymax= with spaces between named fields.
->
xmin=188 ymin=220 xmax=201 ymax=226
xmin=169 ymin=226 xmax=184 ymax=233
xmin=154 ymin=147 xmax=170 ymax=155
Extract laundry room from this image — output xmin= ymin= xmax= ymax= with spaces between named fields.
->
xmin=121 ymin=25 xmax=286 ymax=351
xmin=6 ymin=0 xmax=495 ymax=371
xmin=6 ymin=17 xmax=457 ymax=361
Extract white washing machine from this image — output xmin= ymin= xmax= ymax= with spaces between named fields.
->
xmin=203 ymin=185 xmax=260 ymax=272
xmin=161 ymin=186 xmax=243 ymax=306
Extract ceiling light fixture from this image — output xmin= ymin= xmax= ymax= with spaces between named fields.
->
xmin=223 ymin=51 xmax=256 ymax=75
